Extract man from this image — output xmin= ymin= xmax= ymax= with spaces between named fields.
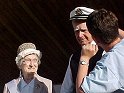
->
xmin=76 ymin=9 xmax=124 ymax=93
xmin=3 ymin=43 xmax=53 ymax=93
xmin=60 ymin=7 xmax=103 ymax=93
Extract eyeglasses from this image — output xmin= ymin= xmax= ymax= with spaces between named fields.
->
xmin=22 ymin=58 xmax=39 ymax=65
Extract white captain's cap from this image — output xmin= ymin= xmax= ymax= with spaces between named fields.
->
xmin=70 ymin=7 xmax=95 ymax=20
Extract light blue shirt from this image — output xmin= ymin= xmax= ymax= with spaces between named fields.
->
xmin=60 ymin=55 xmax=74 ymax=93
xmin=20 ymin=77 xmax=35 ymax=93
xmin=82 ymin=39 xmax=124 ymax=93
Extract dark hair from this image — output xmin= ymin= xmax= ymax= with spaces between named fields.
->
xmin=86 ymin=9 xmax=119 ymax=44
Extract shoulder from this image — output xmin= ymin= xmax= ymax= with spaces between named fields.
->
xmin=5 ymin=78 xmax=20 ymax=87
xmin=6 ymin=79 xmax=17 ymax=85
xmin=35 ymin=75 xmax=53 ymax=92
xmin=35 ymin=74 xmax=52 ymax=84
xmin=3 ymin=78 xmax=20 ymax=93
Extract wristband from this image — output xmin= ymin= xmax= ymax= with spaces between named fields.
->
xmin=79 ymin=60 xmax=89 ymax=66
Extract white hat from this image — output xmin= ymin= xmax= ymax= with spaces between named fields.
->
xmin=70 ymin=7 xmax=95 ymax=20
xmin=15 ymin=43 xmax=42 ymax=64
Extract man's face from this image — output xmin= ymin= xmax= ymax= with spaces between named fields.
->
xmin=20 ymin=54 xmax=39 ymax=75
xmin=72 ymin=20 xmax=93 ymax=46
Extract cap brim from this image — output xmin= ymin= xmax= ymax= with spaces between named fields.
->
xmin=70 ymin=17 xmax=87 ymax=20
xmin=70 ymin=15 xmax=88 ymax=20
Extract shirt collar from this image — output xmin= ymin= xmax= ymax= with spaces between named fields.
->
xmin=20 ymin=77 xmax=35 ymax=89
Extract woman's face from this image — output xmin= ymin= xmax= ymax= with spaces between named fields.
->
xmin=20 ymin=54 xmax=39 ymax=75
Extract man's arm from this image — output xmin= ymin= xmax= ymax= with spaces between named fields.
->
xmin=76 ymin=56 xmax=89 ymax=93
xmin=76 ymin=44 xmax=98 ymax=93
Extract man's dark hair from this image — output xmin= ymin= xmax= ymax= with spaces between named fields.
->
xmin=86 ymin=9 xmax=119 ymax=44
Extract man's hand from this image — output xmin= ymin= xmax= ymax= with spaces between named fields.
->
xmin=80 ymin=44 xmax=98 ymax=63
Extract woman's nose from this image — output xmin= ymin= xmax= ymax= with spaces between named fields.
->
xmin=29 ymin=61 xmax=34 ymax=66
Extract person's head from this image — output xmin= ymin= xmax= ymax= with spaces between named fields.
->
xmin=70 ymin=7 xmax=95 ymax=46
xmin=15 ymin=43 xmax=42 ymax=76
xmin=86 ymin=9 xmax=119 ymax=45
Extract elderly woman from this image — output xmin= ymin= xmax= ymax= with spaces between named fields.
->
xmin=3 ymin=43 xmax=53 ymax=93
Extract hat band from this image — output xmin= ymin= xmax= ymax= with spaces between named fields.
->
xmin=15 ymin=49 xmax=41 ymax=64
xmin=70 ymin=15 xmax=88 ymax=20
